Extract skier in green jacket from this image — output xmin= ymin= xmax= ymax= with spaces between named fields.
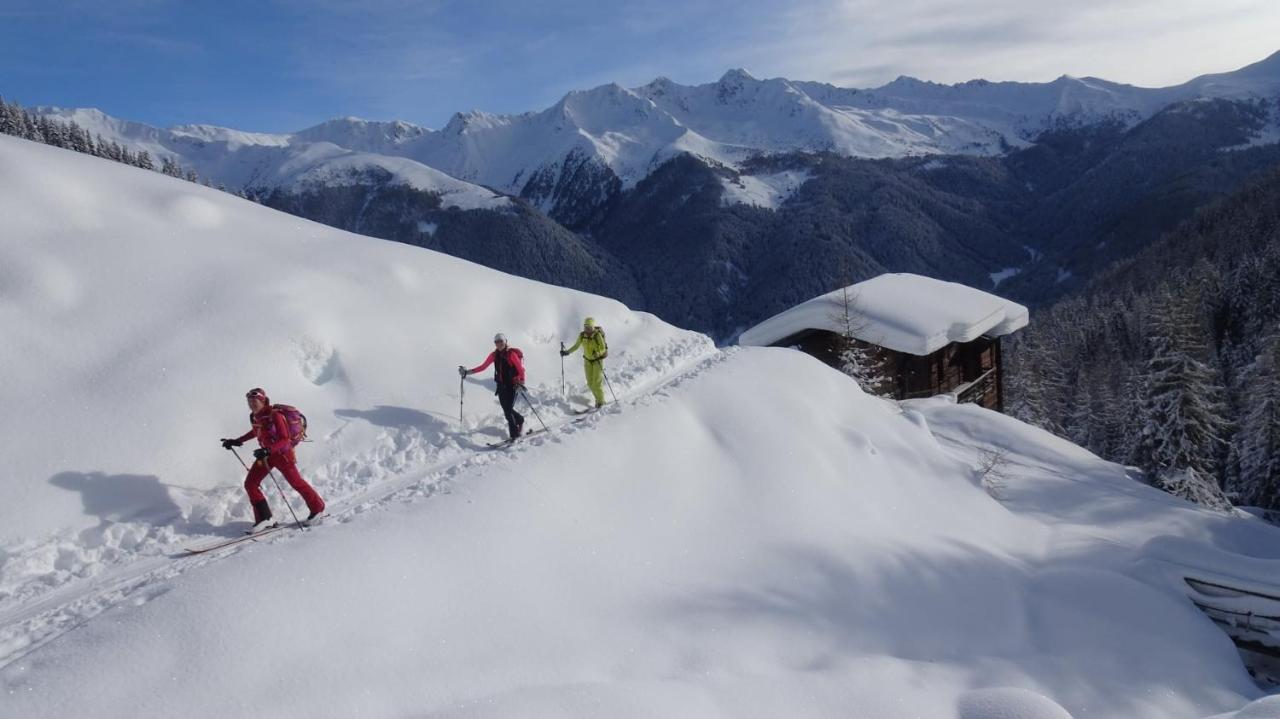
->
xmin=561 ymin=317 xmax=609 ymax=408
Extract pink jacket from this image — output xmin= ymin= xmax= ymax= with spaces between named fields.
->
xmin=236 ymin=408 xmax=294 ymax=454
xmin=468 ymin=347 xmax=526 ymax=386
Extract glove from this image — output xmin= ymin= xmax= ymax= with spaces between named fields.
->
xmin=599 ymin=352 xmax=608 ymax=360
xmin=514 ymin=383 xmax=526 ymax=393
xmin=559 ymin=350 xmax=569 ymax=357
xmin=220 ymin=438 xmax=243 ymax=450
xmin=253 ymin=448 xmax=270 ymax=461
xmin=457 ymin=366 xmax=469 ymax=377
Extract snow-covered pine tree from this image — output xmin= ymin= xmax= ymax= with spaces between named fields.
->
xmin=829 ymin=283 xmax=893 ymax=396
xmin=1006 ymin=332 xmax=1067 ymax=435
xmin=1067 ymin=374 xmax=1103 ymax=453
xmin=67 ymin=121 xmax=92 ymax=155
xmin=1132 ymin=289 xmax=1232 ymax=510
xmin=21 ymin=108 xmax=43 ymax=142
xmin=1230 ymin=332 xmax=1280 ymax=508
xmin=1102 ymin=367 xmax=1141 ymax=462
xmin=0 ymin=98 xmax=23 ymax=137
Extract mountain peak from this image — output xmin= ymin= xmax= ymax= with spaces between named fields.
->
xmin=719 ymin=68 xmax=757 ymax=84
xmin=443 ymin=109 xmax=505 ymax=135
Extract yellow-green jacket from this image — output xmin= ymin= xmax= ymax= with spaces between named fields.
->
xmin=565 ymin=329 xmax=608 ymax=362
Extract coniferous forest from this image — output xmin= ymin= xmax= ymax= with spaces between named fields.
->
xmin=1006 ymin=168 xmax=1280 ymax=512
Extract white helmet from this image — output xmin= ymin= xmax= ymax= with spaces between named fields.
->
xmin=494 ymin=332 xmax=507 ymax=343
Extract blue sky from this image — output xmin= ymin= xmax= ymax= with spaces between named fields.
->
xmin=2 ymin=0 xmax=1278 ymax=132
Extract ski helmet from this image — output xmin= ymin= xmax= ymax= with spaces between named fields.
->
xmin=583 ymin=317 xmax=596 ymax=329
xmin=494 ymin=332 xmax=507 ymax=344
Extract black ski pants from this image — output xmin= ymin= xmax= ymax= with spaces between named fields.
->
xmin=496 ymin=384 xmax=524 ymax=439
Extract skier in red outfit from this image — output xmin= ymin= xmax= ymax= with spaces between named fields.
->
xmin=220 ymin=388 xmax=325 ymax=532
xmin=459 ymin=333 xmax=527 ymax=440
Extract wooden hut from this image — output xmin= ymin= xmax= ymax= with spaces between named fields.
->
xmin=738 ymin=273 xmax=1029 ymax=411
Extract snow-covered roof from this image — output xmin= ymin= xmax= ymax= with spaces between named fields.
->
xmin=738 ymin=273 xmax=1029 ymax=355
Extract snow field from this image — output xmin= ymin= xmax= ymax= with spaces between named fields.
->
xmin=3 ymin=348 xmax=1274 ymax=718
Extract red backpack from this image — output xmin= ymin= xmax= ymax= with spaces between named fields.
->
xmin=270 ymin=404 xmax=308 ymax=446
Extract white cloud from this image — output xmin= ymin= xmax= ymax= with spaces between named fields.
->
xmin=725 ymin=0 xmax=1280 ymax=88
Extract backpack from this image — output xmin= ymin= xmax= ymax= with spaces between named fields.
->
xmin=584 ymin=327 xmax=608 ymax=360
xmin=272 ymin=404 xmax=308 ymax=446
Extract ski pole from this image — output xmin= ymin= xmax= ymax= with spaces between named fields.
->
xmin=519 ymin=388 xmax=550 ymax=432
xmin=602 ymin=366 xmax=620 ymax=405
xmin=459 ymin=373 xmax=465 ymax=426
xmin=230 ymin=446 xmax=305 ymax=530
xmin=559 ymin=342 xmax=566 ymax=400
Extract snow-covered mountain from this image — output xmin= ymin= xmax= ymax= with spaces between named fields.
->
xmin=34 ymin=51 xmax=1280 ymax=220
xmin=4 ymin=134 xmax=1280 ymax=718
xmin=362 ymin=50 xmax=1280 ymax=205
xmin=34 ymin=107 xmax=508 ymax=210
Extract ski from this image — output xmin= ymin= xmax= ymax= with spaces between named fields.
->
xmin=571 ymin=407 xmax=601 ymax=416
xmin=484 ymin=428 xmax=544 ymax=449
xmin=182 ymin=524 xmax=290 ymax=554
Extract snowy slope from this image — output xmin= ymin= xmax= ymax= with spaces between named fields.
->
xmin=4 ymin=135 xmax=1280 ymax=719
xmin=254 ymin=141 xmax=509 ymax=210
xmin=4 ymin=346 xmax=1280 ymax=718
xmin=0 ymin=133 xmax=704 ymax=588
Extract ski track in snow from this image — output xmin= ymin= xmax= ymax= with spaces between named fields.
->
xmin=0 ymin=339 xmax=724 ymax=671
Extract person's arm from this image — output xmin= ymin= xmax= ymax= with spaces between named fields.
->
xmin=235 ymin=428 xmax=255 ymax=443
xmin=563 ymin=334 xmax=583 ymax=355
xmin=466 ymin=351 xmax=496 ymax=375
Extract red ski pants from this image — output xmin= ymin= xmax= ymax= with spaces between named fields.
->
xmin=244 ymin=450 xmax=325 ymax=514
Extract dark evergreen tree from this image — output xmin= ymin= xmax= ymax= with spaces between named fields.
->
xmin=0 ymin=98 xmax=23 ymax=136
xmin=1229 ymin=333 xmax=1280 ymax=508
xmin=1131 ymin=290 xmax=1231 ymax=510
xmin=1007 ymin=333 xmax=1067 ymax=434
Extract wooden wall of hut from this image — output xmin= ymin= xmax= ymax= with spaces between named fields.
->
xmin=770 ymin=329 xmax=1004 ymax=411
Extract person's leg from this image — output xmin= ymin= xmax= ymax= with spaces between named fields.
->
xmin=586 ymin=362 xmax=606 ymax=406
xmin=270 ymin=451 xmax=325 ymax=515
xmin=243 ymin=460 xmax=272 ymax=522
xmin=497 ymin=385 xmax=522 ymax=438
